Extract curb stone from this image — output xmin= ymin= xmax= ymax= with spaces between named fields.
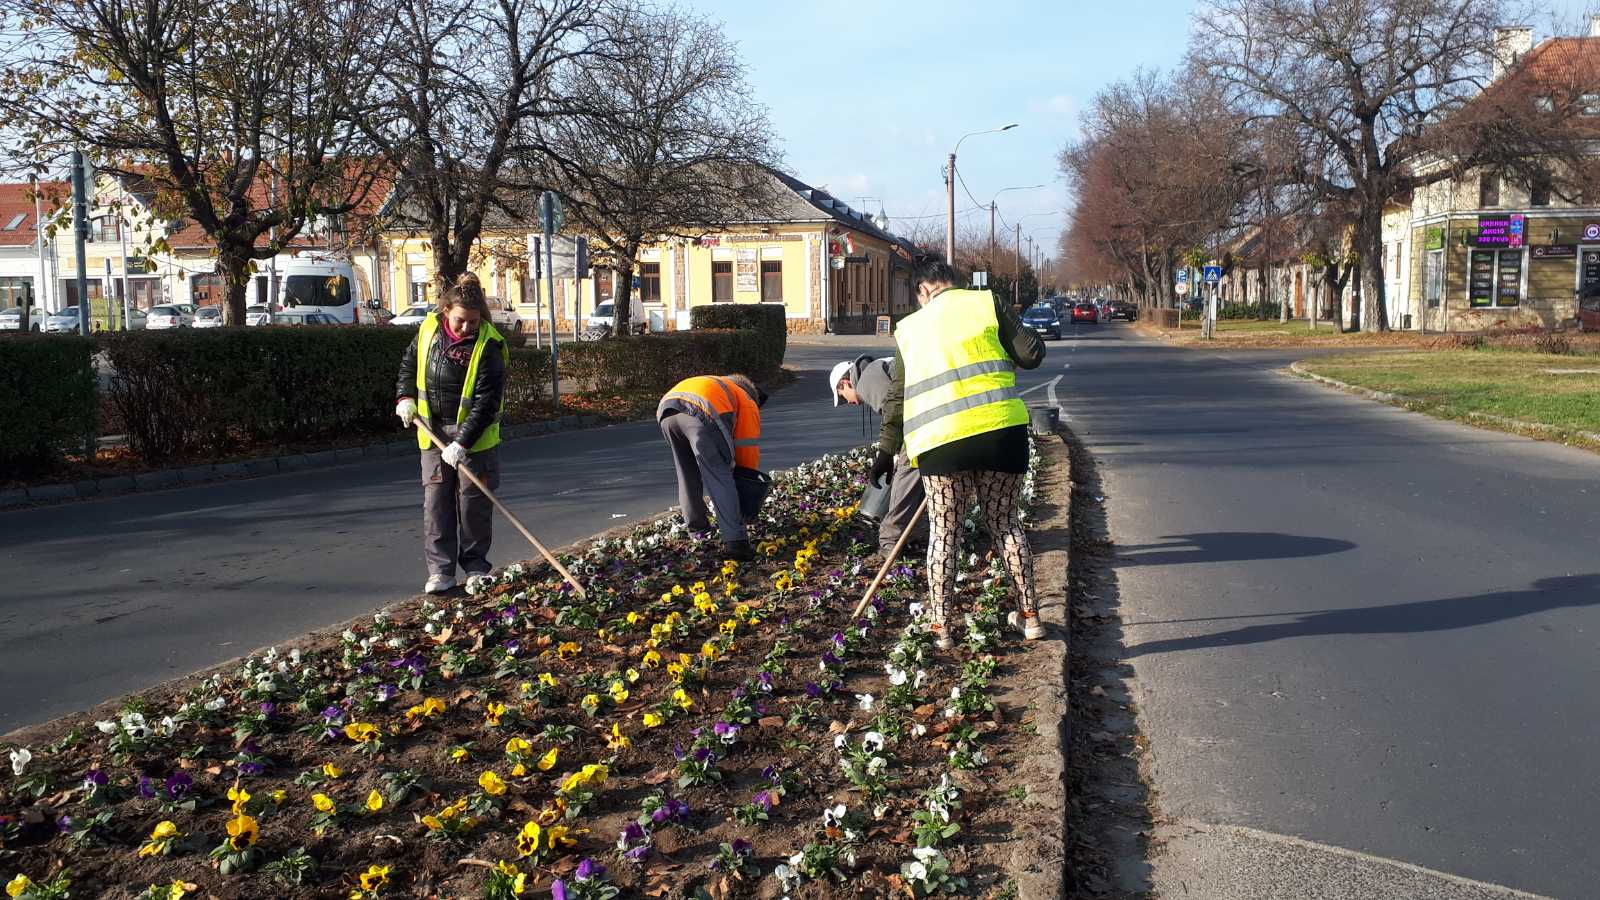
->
xmin=1 ymin=414 xmax=641 ymax=512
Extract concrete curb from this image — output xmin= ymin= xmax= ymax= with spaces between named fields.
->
xmin=1288 ymin=361 xmax=1600 ymax=445
xmin=1006 ymin=432 xmax=1072 ymax=900
xmin=2 ymin=413 xmax=616 ymax=512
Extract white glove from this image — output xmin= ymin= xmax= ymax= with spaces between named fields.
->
xmin=395 ymin=397 xmax=417 ymax=426
xmin=441 ymin=442 xmax=470 ymax=468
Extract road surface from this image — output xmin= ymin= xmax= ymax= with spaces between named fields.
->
xmin=1055 ymin=322 xmax=1599 ymax=899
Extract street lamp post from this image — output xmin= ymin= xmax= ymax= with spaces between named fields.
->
xmin=946 ymin=124 xmax=1018 ymax=266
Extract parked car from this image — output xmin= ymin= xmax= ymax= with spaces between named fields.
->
xmin=45 ymin=307 xmax=82 ymax=333
xmin=122 ymin=307 xmax=148 ymax=331
xmin=1071 ymin=302 xmax=1099 ymax=323
xmin=273 ymin=309 xmax=338 ymax=326
xmin=485 ymin=296 xmax=522 ymax=333
xmin=245 ymin=304 xmax=273 ymax=326
xmin=173 ymin=302 xmax=198 ymax=317
xmin=585 ymin=297 xmax=648 ymax=333
xmin=1021 ymin=303 xmax=1062 ymax=340
xmin=390 ymin=304 xmax=431 ymax=327
xmin=364 ymin=304 xmax=395 ymax=325
xmin=0 ymin=305 xmax=44 ymax=331
xmin=146 ymin=304 xmax=193 ymax=329
xmin=192 ymin=305 xmax=223 ymax=328
xmin=1106 ymin=301 xmax=1137 ymax=322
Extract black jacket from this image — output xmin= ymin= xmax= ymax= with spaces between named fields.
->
xmin=396 ymin=322 xmax=506 ymax=449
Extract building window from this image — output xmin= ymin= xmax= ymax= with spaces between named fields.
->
xmin=1582 ymin=94 xmax=1600 ymax=116
xmin=712 ymin=260 xmax=733 ymax=302
xmin=90 ymin=217 xmax=121 ymax=243
xmin=1478 ymin=174 xmax=1500 ymax=208
xmin=1536 ymin=95 xmax=1555 ymax=113
xmin=59 ymin=278 xmax=103 ymax=306
xmin=1467 ymin=249 xmax=1522 ymax=308
xmin=0 ymin=276 xmax=33 ymax=307
xmin=639 ymin=262 xmax=661 ymax=302
xmin=190 ymin=273 xmax=222 ymax=306
xmin=1530 ymin=174 xmax=1552 ymax=207
xmin=760 ymin=260 xmax=782 ymax=302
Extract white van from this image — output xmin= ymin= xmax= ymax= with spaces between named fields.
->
xmin=249 ymin=253 xmax=374 ymax=324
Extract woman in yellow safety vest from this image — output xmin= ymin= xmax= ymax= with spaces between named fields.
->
xmin=874 ymin=257 xmax=1045 ymax=648
xmin=394 ymin=273 xmax=509 ymax=594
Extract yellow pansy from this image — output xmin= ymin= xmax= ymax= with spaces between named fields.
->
xmin=312 ymin=793 xmax=336 ymax=813
xmin=358 ymin=864 xmax=390 ymax=891
xmin=227 ymin=785 xmax=251 ymax=814
xmin=557 ymin=642 xmax=580 ymax=660
xmin=666 ymin=661 xmax=687 ymax=683
xmin=270 ymin=789 xmax=287 ymax=805
xmin=515 ymin=821 xmax=542 ymax=857
xmin=672 ymin=687 xmax=694 ymax=711
xmin=485 ymin=701 xmax=507 ymax=726
xmin=538 ymin=672 xmax=558 ymax=688
xmin=625 ymin=611 xmax=640 ymax=625
xmin=365 ymin=789 xmax=384 ymax=812
xmin=606 ymin=723 xmax=632 ymax=750
xmin=506 ymin=737 xmax=533 ymax=756
xmin=450 ymin=746 xmax=470 ymax=763
xmin=344 ymin=722 xmax=379 ymax=743
xmin=720 ymin=619 xmax=737 ymax=636
xmin=478 ymin=770 xmax=507 ymax=797
xmin=643 ymin=711 xmax=663 ymax=728
xmin=671 ymin=584 xmax=685 ymax=596
xmin=537 ymin=747 xmax=559 ymax=771
xmin=7 ymin=875 xmax=35 ymax=898
xmin=580 ymin=694 xmax=601 ymax=714
xmin=322 ymin=762 xmax=343 ymax=779
xmin=625 ymin=667 xmax=641 ymax=683
xmin=494 ymin=860 xmax=527 ymax=895
xmin=225 ymin=813 xmax=259 ymax=850
xmin=642 ymin=649 xmax=662 ymax=668
xmin=700 ymin=640 xmax=719 ymax=660
xmin=608 ymin=681 xmax=629 ymax=704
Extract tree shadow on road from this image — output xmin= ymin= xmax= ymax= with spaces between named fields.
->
xmin=1115 ymin=532 xmax=1355 ymax=567
xmin=1128 ymin=573 xmax=1600 ymax=657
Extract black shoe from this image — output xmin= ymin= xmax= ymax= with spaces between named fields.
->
xmin=722 ymin=540 xmax=756 ymax=562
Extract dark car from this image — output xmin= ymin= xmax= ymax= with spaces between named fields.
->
xmin=1106 ymin=301 xmax=1137 ymax=322
xmin=1021 ymin=304 xmax=1062 ymax=339
xmin=1071 ymin=302 xmax=1098 ymax=323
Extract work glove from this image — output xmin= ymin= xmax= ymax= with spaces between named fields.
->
xmin=867 ymin=448 xmax=895 ymax=490
xmin=395 ymin=397 xmax=417 ymax=426
xmin=441 ymin=442 xmax=470 ymax=468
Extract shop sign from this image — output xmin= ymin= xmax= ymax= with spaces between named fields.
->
xmin=1583 ymin=222 xmax=1600 ymax=242
xmin=1475 ymin=214 xmax=1525 ymax=249
xmin=735 ymin=248 xmax=759 ymax=292
xmin=1531 ymin=244 xmax=1577 ymax=259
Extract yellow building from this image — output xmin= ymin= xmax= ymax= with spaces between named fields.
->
xmin=382 ymin=169 xmax=915 ymax=335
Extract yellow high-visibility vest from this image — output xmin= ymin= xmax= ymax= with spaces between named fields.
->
xmin=894 ymin=288 xmax=1027 ymax=465
xmin=415 ymin=312 xmax=509 ymax=452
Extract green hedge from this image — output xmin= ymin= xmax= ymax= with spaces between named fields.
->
xmin=0 ymin=335 xmax=96 ymax=473
xmin=557 ymin=330 xmax=770 ymax=397
xmin=505 ymin=348 xmax=554 ymax=420
xmin=689 ymin=303 xmax=786 ymax=374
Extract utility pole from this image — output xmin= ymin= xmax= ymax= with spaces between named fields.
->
xmin=945 ymin=153 xmax=956 ymax=266
xmin=989 ymin=203 xmax=996 ymax=267
xmin=118 ymin=180 xmax=130 ymax=328
xmin=30 ymin=175 xmax=44 ymax=319
xmin=71 ymin=150 xmax=90 ymax=337
xmin=540 ymin=192 xmax=560 ymax=411
xmin=1013 ymin=222 xmax=1021 ymax=310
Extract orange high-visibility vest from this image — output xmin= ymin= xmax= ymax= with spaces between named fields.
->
xmin=659 ymin=375 xmax=761 ymax=469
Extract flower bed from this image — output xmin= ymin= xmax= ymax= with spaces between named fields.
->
xmin=3 ymin=446 xmax=1043 ymax=900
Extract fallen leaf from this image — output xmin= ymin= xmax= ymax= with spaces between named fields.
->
xmin=430 ymin=626 xmax=454 ymax=645
xmin=757 ymin=716 xmax=785 ymax=729
xmin=913 ymin=703 xmax=938 ymax=719
xmin=644 ymin=769 xmax=672 ymax=785
xmin=204 ymin=765 xmax=223 ymax=776
xmin=828 ymin=720 xmax=849 ymax=735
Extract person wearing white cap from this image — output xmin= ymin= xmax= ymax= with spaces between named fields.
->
xmin=831 ymin=355 xmax=926 ymax=557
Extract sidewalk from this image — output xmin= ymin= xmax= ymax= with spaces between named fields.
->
xmin=786 ymin=332 xmax=896 ymax=347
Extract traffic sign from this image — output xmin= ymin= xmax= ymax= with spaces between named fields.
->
xmin=1175 ymin=282 xmax=1190 ymax=296
xmin=1175 ymin=269 xmax=1189 ymax=283
xmin=1202 ymin=265 xmax=1223 ymax=284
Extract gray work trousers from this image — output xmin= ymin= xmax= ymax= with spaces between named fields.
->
xmin=660 ymin=411 xmax=745 ymax=543
xmin=421 ymin=445 xmax=499 ymax=577
xmin=880 ymin=450 xmax=927 ymax=555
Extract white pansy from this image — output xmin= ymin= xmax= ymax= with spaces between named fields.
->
xmin=862 ymin=731 xmax=885 ymax=753
xmin=204 ymin=697 xmax=226 ymax=712
xmin=9 ymin=747 xmax=31 ymax=776
xmin=911 ymin=723 xmax=928 ymax=738
xmin=424 ymin=623 xmax=437 ymax=635
xmin=855 ymin=693 xmax=875 ymax=711
xmin=341 ymin=630 xmax=358 ymax=643
xmin=866 ymin=756 xmax=887 ymax=775
xmin=386 ymin=637 xmax=405 ymax=649
xmin=822 ymin=803 xmax=846 ymax=827
xmin=94 ymin=720 xmax=117 ymax=734
xmin=906 ymin=861 xmax=928 ymax=882
xmin=912 ymin=846 xmax=940 ymax=864
xmin=887 ymin=666 xmax=908 ymax=686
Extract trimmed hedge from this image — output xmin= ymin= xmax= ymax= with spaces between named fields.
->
xmin=101 ymin=327 xmax=418 ymax=461
xmin=557 ymin=330 xmax=773 ymax=397
xmin=0 ymin=334 xmax=96 ymax=473
xmin=689 ymin=303 xmax=786 ymax=374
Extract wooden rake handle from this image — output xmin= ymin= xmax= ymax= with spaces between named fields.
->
xmin=413 ymin=419 xmax=587 ymax=599
xmin=851 ymin=494 xmax=929 ymax=621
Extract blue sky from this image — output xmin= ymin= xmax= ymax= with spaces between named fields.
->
xmin=692 ymin=0 xmax=1201 ymax=256
xmin=695 ymin=0 xmax=1599 ymax=258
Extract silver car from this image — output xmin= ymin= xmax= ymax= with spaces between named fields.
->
xmin=246 ymin=304 xmax=273 ymax=326
xmin=146 ymin=304 xmax=193 ymax=329
xmin=192 ymin=305 xmax=224 ymax=328
xmin=45 ymin=306 xmax=83 ymax=333
xmin=0 ymin=306 xmax=44 ymax=331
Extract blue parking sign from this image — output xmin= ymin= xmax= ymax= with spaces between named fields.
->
xmin=1175 ymin=269 xmax=1189 ymax=283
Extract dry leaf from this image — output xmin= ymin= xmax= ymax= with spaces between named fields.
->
xmin=828 ymin=720 xmax=849 ymax=735
xmin=757 ymin=716 xmax=785 ymax=729
xmin=644 ymin=769 xmax=672 ymax=785
xmin=203 ymin=765 xmax=223 ymax=776
xmin=430 ymin=626 xmax=454 ymax=645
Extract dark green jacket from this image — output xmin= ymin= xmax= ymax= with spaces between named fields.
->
xmin=878 ymin=289 xmax=1045 ymax=454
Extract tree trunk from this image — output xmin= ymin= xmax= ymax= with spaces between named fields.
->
xmin=1357 ymin=207 xmax=1389 ymax=332
xmin=614 ymin=253 xmax=637 ymax=336
xmin=217 ymin=249 xmax=253 ymax=326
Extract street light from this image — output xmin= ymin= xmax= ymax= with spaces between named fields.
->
xmin=988 ymin=183 xmax=1044 ymax=262
xmin=947 ymin=123 xmax=1019 ymax=265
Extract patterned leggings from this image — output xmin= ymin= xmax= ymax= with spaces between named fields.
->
xmin=923 ymin=470 xmax=1038 ymax=623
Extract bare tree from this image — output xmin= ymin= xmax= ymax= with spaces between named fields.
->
xmin=348 ymin=0 xmax=618 ymax=289
xmin=538 ymin=5 xmax=780 ymax=336
xmin=0 ymin=0 xmax=388 ymax=324
xmin=1189 ymin=0 xmax=1597 ymax=331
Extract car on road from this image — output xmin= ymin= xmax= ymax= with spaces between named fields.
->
xmin=1106 ymin=301 xmax=1137 ymax=322
xmin=1070 ymin=302 xmax=1099 ymax=323
xmin=146 ymin=304 xmax=193 ymax=329
xmin=389 ymin=304 xmax=431 ymax=327
xmin=45 ymin=307 xmax=83 ymax=333
xmin=192 ymin=305 xmax=223 ymax=328
xmin=1021 ymin=303 xmax=1062 ymax=339
xmin=245 ymin=304 xmax=273 ymax=327
xmin=485 ymin=296 xmax=522 ymax=333
xmin=0 ymin=305 xmax=44 ymax=331
xmin=272 ymin=309 xmax=338 ymax=326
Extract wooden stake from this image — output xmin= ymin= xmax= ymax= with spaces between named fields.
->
xmin=413 ymin=420 xmax=587 ymax=598
xmin=851 ymin=495 xmax=929 ymax=621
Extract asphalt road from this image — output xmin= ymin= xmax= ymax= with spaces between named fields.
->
xmin=0 ymin=343 xmax=887 ymax=733
xmin=1053 ymin=322 xmax=1600 ymax=898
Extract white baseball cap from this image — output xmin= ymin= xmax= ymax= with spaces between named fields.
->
xmin=829 ymin=360 xmax=853 ymax=407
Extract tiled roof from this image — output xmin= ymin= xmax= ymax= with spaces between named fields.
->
xmin=0 ymin=181 xmax=67 ymax=247
xmin=121 ymin=166 xmax=392 ymax=251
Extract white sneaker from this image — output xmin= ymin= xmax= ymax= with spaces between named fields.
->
xmin=424 ymin=573 xmax=457 ymax=594
xmin=1008 ymin=610 xmax=1045 ymax=640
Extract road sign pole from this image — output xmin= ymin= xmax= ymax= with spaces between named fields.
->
xmin=541 ymin=192 xmax=560 ymax=411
